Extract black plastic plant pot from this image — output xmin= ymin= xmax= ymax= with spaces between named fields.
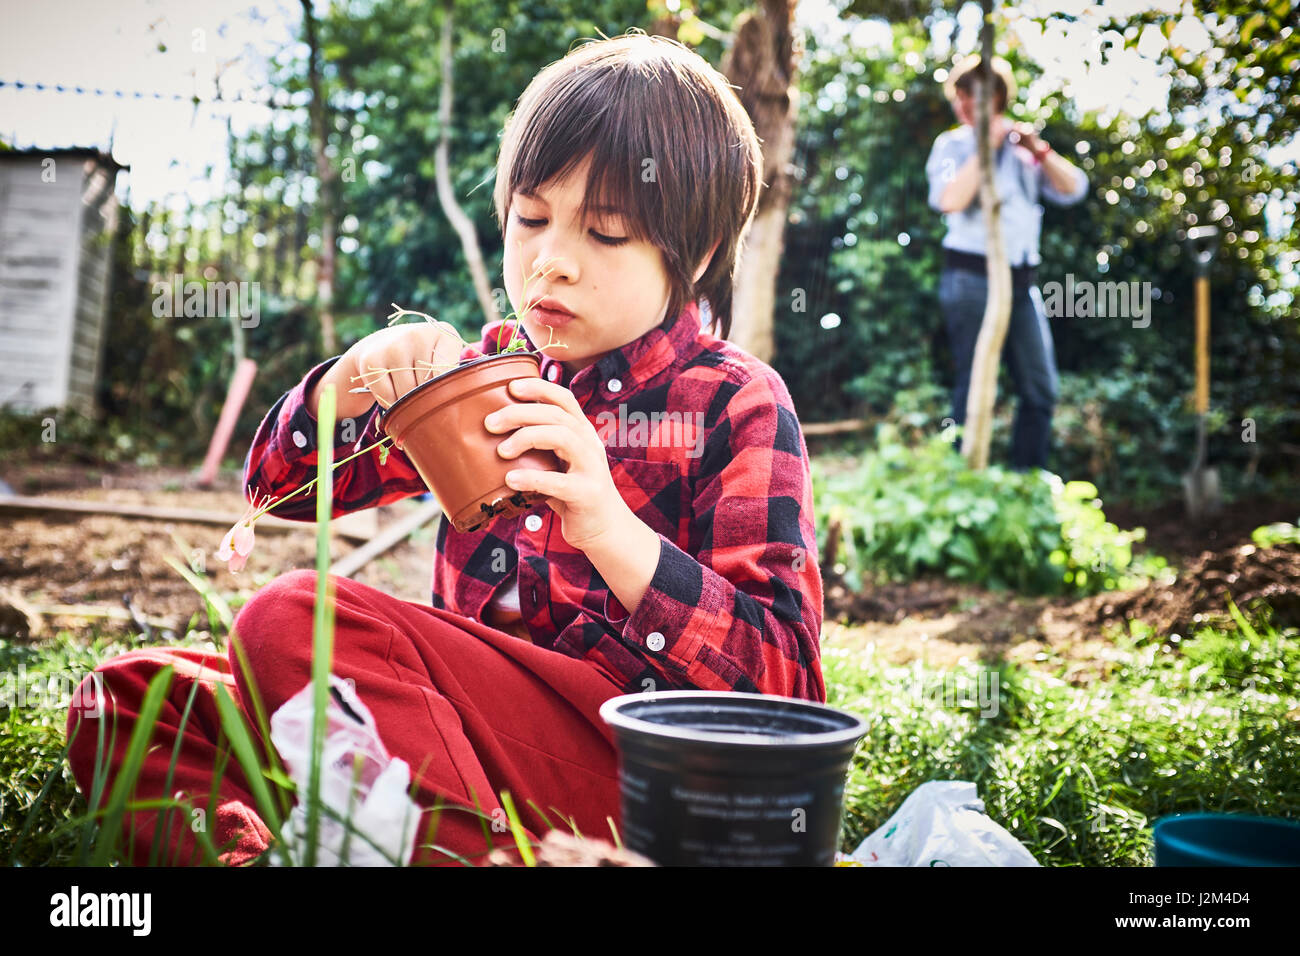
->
xmin=599 ymin=691 xmax=868 ymax=867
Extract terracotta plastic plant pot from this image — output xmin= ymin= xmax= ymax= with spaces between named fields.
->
xmin=377 ymin=351 xmax=564 ymax=533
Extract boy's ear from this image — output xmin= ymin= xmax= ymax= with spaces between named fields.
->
xmin=692 ymin=239 xmax=721 ymax=284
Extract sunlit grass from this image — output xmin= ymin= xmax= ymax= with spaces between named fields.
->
xmin=6 ymin=593 xmax=1295 ymax=866
xmin=828 ymin=599 xmax=1300 ymax=865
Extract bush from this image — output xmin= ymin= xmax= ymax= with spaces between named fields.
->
xmin=814 ymin=423 xmax=1166 ymax=596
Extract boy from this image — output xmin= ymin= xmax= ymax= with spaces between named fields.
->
xmin=65 ymin=31 xmax=824 ymax=867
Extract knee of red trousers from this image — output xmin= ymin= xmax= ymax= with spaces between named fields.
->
xmin=63 ymin=647 xmax=169 ymax=795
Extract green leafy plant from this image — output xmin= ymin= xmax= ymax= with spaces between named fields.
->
xmin=1252 ymin=520 xmax=1300 ymax=549
xmin=814 ymin=423 xmax=1166 ymax=596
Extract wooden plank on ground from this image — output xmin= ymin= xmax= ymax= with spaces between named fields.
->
xmin=801 ymin=419 xmax=867 ymax=436
xmin=0 ymin=494 xmax=371 ymax=541
xmin=33 ymin=602 xmax=175 ymax=629
xmin=330 ymin=499 xmax=443 ymax=579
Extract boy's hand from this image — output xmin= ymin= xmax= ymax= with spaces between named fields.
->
xmin=312 ymin=321 xmax=465 ymax=419
xmin=486 ymin=377 xmax=632 ymax=552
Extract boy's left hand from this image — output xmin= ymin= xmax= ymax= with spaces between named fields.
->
xmin=486 ymin=377 xmax=631 ymax=551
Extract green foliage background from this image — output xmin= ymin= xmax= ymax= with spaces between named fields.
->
xmin=4 ymin=0 xmax=1296 ymax=512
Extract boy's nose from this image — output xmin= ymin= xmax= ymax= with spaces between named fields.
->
xmin=530 ymin=248 xmax=578 ymax=285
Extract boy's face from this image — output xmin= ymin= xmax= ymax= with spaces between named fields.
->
xmin=503 ymin=154 xmax=703 ymax=376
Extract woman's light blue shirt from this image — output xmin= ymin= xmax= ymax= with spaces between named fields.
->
xmin=925 ymin=125 xmax=1088 ymax=268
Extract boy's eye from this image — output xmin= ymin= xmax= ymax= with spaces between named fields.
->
xmin=512 ymin=212 xmax=628 ymax=247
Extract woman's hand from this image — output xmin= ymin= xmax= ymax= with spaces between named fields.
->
xmin=485 ymin=377 xmax=632 ymax=552
xmin=1009 ymin=122 xmax=1049 ymax=157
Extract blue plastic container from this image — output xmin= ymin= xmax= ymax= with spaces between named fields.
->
xmin=1153 ymin=813 xmax=1300 ymax=866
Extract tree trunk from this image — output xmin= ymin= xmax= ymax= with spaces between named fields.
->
xmin=961 ymin=0 xmax=1012 ymax=471
xmin=722 ymin=0 xmax=800 ymax=363
xmin=435 ymin=0 xmax=500 ymax=327
xmin=302 ymin=0 xmax=339 ymax=355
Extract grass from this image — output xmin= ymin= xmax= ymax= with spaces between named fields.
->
xmin=829 ymin=598 xmax=1300 ymax=865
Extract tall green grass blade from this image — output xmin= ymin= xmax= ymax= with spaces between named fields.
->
xmin=226 ymin=633 xmax=294 ymax=822
xmin=162 ymin=554 xmax=234 ymax=636
xmin=71 ymin=683 xmax=119 ymax=865
xmin=306 ymin=381 xmax=339 ymax=868
xmin=544 ymin=806 xmax=582 ymax=838
xmin=1225 ymin=597 xmax=1260 ymax=643
xmin=499 ymin=789 xmax=535 ymax=867
xmin=524 ymin=798 xmax=555 ymax=831
xmin=339 ymin=752 xmax=364 ymax=866
xmin=190 ymin=737 xmax=238 ymax=865
xmin=467 ymin=786 xmax=495 ymax=854
xmin=213 ymin=684 xmax=283 ymax=839
xmin=149 ymin=671 xmax=205 ymax=866
xmin=90 ymin=665 xmax=173 ymax=866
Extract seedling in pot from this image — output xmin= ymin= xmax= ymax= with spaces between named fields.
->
xmin=347 ymin=251 xmax=571 ymax=408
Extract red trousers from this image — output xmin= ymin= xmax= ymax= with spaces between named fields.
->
xmin=64 ymin=569 xmax=628 ymax=866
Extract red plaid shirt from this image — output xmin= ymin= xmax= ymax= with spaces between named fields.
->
xmin=242 ymin=301 xmax=825 ymax=701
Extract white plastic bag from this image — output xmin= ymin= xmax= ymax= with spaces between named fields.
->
xmin=842 ymin=781 xmax=1040 ymax=867
xmin=268 ymin=674 xmax=421 ymax=867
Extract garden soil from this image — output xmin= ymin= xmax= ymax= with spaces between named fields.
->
xmin=822 ymin=493 xmax=1300 ymax=682
xmin=0 ymin=461 xmax=436 ymax=643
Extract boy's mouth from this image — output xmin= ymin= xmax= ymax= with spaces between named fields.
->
xmin=527 ymin=296 xmax=576 ymax=327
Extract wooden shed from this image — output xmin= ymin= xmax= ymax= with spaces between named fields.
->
xmin=0 ymin=148 xmax=127 ymax=415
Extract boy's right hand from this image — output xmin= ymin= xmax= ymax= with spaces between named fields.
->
xmin=310 ymin=321 xmax=466 ymax=420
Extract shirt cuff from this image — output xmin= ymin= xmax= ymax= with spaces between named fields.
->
xmin=270 ymin=356 xmax=379 ymax=474
xmin=604 ymin=535 xmax=719 ymax=673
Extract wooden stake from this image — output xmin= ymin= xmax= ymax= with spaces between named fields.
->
xmin=198 ymin=357 xmax=258 ymax=487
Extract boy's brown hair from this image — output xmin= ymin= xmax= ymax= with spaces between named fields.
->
xmin=493 ymin=30 xmax=762 ymax=341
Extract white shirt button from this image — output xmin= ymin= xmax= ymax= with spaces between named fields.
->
xmin=607 ymin=378 xmax=623 ymax=393
xmin=546 ymin=365 xmax=560 ymax=382
xmin=291 ymin=430 xmax=308 ymax=448
xmin=646 ymin=631 xmax=665 ymax=652
xmin=524 ymin=514 xmax=543 ymax=532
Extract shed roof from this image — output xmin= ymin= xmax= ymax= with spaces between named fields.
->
xmin=0 ymin=147 xmax=129 ymax=171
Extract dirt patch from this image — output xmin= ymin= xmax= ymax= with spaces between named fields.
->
xmin=1050 ymin=542 xmax=1300 ymax=639
xmin=822 ymin=497 xmax=1300 ymax=682
xmin=0 ymin=461 xmax=441 ymax=642
xmin=1106 ymin=495 xmax=1299 ymax=565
